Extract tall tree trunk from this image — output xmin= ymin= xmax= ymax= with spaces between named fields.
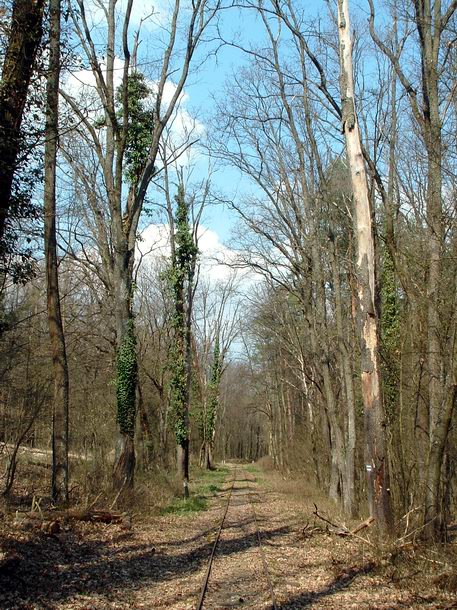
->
xmin=423 ymin=79 xmax=445 ymax=539
xmin=169 ymin=185 xmax=196 ymax=498
xmin=137 ymin=381 xmax=153 ymax=468
xmin=44 ymin=0 xmax=69 ymax=505
xmin=337 ymin=0 xmax=393 ymax=531
xmin=425 ymin=384 xmax=457 ymax=537
xmin=330 ymin=236 xmax=356 ymax=516
xmin=299 ymin=283 xmax=345 ymax=501
xmin=367 ymin=0 xmax=457 ymax=541
xmin=177 ymin=292 xmax=192 ymax=497
xmin=0 ymin=0 xmax=45 ymax=245
xmin=113 ymin=254 xmax=137 ymax=492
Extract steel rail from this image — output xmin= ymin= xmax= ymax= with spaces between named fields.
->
xmin=195 ymin=467 xmax=278 ymax=610
xmin=195 ymin=467 xmax=237 ymax=610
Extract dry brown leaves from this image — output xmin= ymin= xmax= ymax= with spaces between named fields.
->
xmin=0 ymin=468 xmax=456 ymax=609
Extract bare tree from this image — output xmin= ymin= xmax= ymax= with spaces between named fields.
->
xmin=193 ymin=275 xmax=241 ymax=469
xmin=60 ymin=0 xmax=221 ymax=492
xmin=368 ymin=0 xmax=457 ymax=540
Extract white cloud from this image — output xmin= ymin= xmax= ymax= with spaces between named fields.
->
xmin=136 ymin=223 xmax=259 ymax=287
xmin=62 ymin=60 xmax=204 ymax=155
xmin=152 ymin=80 xmax=205 ymax=146
xmin=63 ymin=57 xmax=125 ymax=109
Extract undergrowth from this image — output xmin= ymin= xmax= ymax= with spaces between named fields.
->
xmin=162 ymin=495 xmax=208 ymax=515
xmin=161 ymin=464 xmax=229 ymax=516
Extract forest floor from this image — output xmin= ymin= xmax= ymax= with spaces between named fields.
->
xmin=0 ymin=464 xmax=456 ymax=609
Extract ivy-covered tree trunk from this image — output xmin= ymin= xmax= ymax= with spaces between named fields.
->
xmin=203 ymin=337 xmax=222 ymax=470
xmin=174 ymin=293 xmax=190 ymax=497
xmin=169 ymin=185 xmax=197 ymax=498
xmin=112 ymin=248 xmax=137 ymax=492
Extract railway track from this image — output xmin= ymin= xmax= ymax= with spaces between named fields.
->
xmin=196 ymin=467 xmax=278 ymax=610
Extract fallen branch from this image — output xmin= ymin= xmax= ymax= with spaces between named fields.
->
xmin=109 ymin=480 xmax=127 ymax=511
xmin=312 ymin=505 xmax=375 ymax=544
xmin=21 ymin=508 xmax=124 ymax=524
xmin=86 ymin=491 xmax=103 ymax=510
xmin=301 ymin=520 xmax=327 ymax=538
xmin=345 ymin=516 xmax=375 ymax=536
xmin=312 ymin=503 xmax=345 ymax=532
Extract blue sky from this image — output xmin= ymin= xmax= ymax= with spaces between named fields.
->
xmin=166 ymin=0 xmax=326 ymax=244
xmin=64 ymin=0 xmax=333 ymax=247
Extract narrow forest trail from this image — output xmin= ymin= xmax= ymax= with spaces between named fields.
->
xmin=0 ymin=465 xmax=455 ymax=609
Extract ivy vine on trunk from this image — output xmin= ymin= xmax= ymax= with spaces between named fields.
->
xmin=168 ymin=184 xmax=198 ymax=497
xmin=116 ymin=318 xmax=138 ymax=438
xmin=203 ymin=336 xmax=222 ymax=470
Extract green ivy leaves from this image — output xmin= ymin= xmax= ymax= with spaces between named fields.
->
xmin=206 ymin=337 xmax=222 ymax=439
xmin=168 ymin=186 xmax=198 ymax=446
xmin=116 ymin=319 xmax=138 ymax=437
xmin=116 ymin=72 xmax=155 ymax=184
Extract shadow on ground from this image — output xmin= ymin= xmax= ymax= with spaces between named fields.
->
xmin=0 ymin=522 xmax=291 ymax=607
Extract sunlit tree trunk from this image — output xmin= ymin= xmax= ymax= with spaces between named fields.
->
xmin=337 ymin=0 xmax=392 ymax=531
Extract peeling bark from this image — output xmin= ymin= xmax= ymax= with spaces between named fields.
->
xmin=337 ymin=0 xmax=392 ymax=531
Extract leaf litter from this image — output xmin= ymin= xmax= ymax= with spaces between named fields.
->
xmin=0 ymin=467 xmax=456 ymax=609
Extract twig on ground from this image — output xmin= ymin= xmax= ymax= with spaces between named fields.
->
xmin=110 ymin=476 xmax=129 ymax=510
xmin=312 ymin=505 xmax=375 ymax=546
xmin=313 ymin=503 xmax=346 ymax=532
xmin=86 ymin=491 xmax=102 ymax=510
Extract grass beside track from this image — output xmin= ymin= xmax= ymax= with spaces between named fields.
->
xmin=162 ymin=465 xmax=230 ymax=516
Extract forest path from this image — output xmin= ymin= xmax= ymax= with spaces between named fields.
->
xmin=195 ymin=468 xmax=277 ymax=609
xmin=0 ymin=465 xmax=455 ymax=609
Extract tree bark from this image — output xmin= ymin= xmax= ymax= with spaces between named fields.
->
xmin=177 ymin=442 xmax=189 ymax=497
xmin=112 ymin=252 xmax=137 ymax=492
xmin=425 ymin=384 xmax=457 ymax=538
xmin=44 ymin=0 xmax=69 ymax=505
xmin=367 ymin=0 xmax=457 ymax=540
xmin=337 ymin=0 xmax=392 ymax=531
xmin=0 ymin=0 xmax=45 ymax=245
xmin=330 ymin=236 xmax=356 ymax=516
xmin=422 ymin=46 xmax=445 ymax=540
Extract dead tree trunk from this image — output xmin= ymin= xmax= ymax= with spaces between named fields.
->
xmin=337 ymin=0 xmax=392 ymax=531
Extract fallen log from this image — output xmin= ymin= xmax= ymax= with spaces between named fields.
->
xmin=347 ymin=516 xmax=375 ymax=536
xmin=20 ymin=508 xmax=124 ymax=524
